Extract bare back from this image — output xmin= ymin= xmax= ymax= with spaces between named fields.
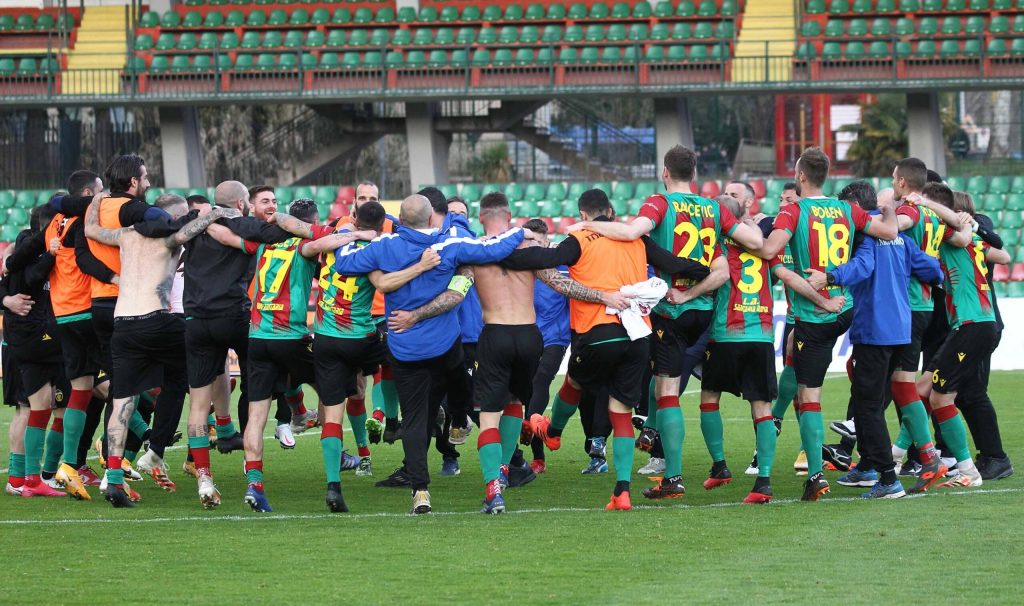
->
xmin=114 ymin=230 xmax=179 ymax=318
xmin=473 ymin=263 xmax=536 ymax=325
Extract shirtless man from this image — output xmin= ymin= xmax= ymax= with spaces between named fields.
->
xmin=84 ymin=193 xmax=239 ymax=508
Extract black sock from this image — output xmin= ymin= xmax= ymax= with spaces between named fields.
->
xmin=752 ymin=476 xmax=771 ymax=493
xmin=613 ymin=480 xmax=630 ymax=496
xmin=881 ymin=470 xmax=897 ymax=485
xmin=549 ymin=427 xmax=563 ymax=439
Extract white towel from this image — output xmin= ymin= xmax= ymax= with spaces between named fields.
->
xmin=605 ymin=277 xmax=668 ymax=341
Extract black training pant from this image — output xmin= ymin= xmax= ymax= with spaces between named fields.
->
xmin=849 ymin=344 xmax=898 ymax=482
xmin=579 ymin=387 xmax=611 ymax=456
xmin=529 ymin=344 xmax=567 ymax=462
xmin=390 ymin=340 xmax=464 ymax=491
xmin=954 ymin=330 xmax=1004 ymax=459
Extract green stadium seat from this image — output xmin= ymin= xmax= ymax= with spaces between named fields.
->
xmin=140 ymin=11 xmax=159 ymax=28
xmin=392 ymin=29 xmax=412 ymax=45
xmin=525 ymin=3 xmax=545 ymax=20
xmin=1002 ymin=212 xmax=1023 ymax=230
xmin=590 ymin=3 xmax=610 ymax=19
xmin=135 ymin=33 xmax=154 ymax=51
xmin=645 ymin=45 xmax=665 ymax=62
xmin=368 ymin=29 xmax=389 ymax=46
xmin=319 ymin=52 xmax=339 ymax=68
xmin=262 ymin=31 xmax=282 ymax=49
xmin=922 ymin=0 xmax=942 ymax=9
xmin=177 ymin=32 xmax=197 ymax=51
xmin=15 ymin=57 xmax=36 ymax=75
xmin=580 ymin=47 xmax=600 ymax=65
xmin=634 ymin=1 xmax=652 ymax=17
xmin=478 ymin=27 xmax=497 ymax=44
xmin=435 ymin=28 xmax=454 ymax=44
xmin=677 ymin=0 xmax=697 ymax=16
xmin=602 ymin=46 xmax=621 ymax=63
xmin=289 ymin=8 xmax=309 ymax=26
xmin=917 ymin=17 xmax=937 ymax=36
xmin=505 ymin=183 xmax=524 ymax=201
xmin=830 ymin=0 xmax=850 ymax=13
xmin=847 ymin=19 xmax=867 ymax=36
xmin=825 ymin=20 xmax=845 ymax=36
xmin=341 ymin=52 xmax=361 ymax=68
xmin=895 ymin=40 xmax=912 ymax=57
xmin=281 ymin=53 xmax=302 ymax=70
xmin=655 ymin=0 xmax=674 ymax=17
xmin=796 ymin=41 xmax=817 ymax=58
xmin=156 ymin=33 xmax=176 ymax=51
xmin=993 ymin=0 xmax=1012 ymax=8
xmin=512 ymin=48 xmax=533 ymax=65
xmin=940 ymin=40 xmax=961 ymax=57
xmin=483 ymin=5 xmax=502 ymax=21
xmin=694 ymin=22 xmax=713 ymax=39
xmin=375 ymin=8 xmax=396 ymax=24
xmin=283 ymin=30 xmax=303 ymax=49
xmin=326 ymin=30 xmax=346 ymax=47
xmin=385 ymin=50 xmax=403 ymax=68
xmin=225 ymin=10 xmax=245 ymax=26
xmin=472 ymin=49 xmax=491 ymax=66
xmin=716 ymin=21 xmax=734 ymax=38
xmin=610 ymin=1 xmax=630 ymax=18
xmin=332 ymin=8 xmax=351 ymax=24
xmin=845 ymin=41 xmax=866 ymax=58
xmin=504 ymin=4 xmax=524 ymax=20
xmin=268 ymin=9 xmax=288 ymax=26
xmin=545 ymin=3 xmax=565 ymax=19
xmin=986 ymin=38 xmax=1008 ymax=55
xmin=519 ymin=25 xmax=539 ymax=43
xmin=436 ymin=6 xmax=457 ymax=22
xmin=451 ymin=49 xmax=468 ymax=66
xmin=428 ymin=49 xmax=448 ymax=67
xmin=630 ymin=23 xmax=649 ymax=40
xmin=1008 ymin=193 xmax=1024 ymax=211
xmin=161 ymin=12 xmax=181 ymax=27
xmin=710 ymin=41 xmax=728 ymax=60
xmin=650 ymin=23 xmax=669 ymax=40
xmin=967 ymin=175 xmax=988 ymax=193
xmin=363 ymin=51 xmax=383 ymax=67
xmin=852 ymin=0 xmax=872 ymax=12
xmin=899 ymin=0 xmax=919 ymax=9
xmin=946 ymin=176 xmax=966 ymax=190
xmin=458 ymin=27 xmax=477 ymax=44
xmin=982 ymin=194 xmax=1005 ymax=211
xmin=397 ymin=6 xmax=416 ymax=23
xmin=668 ymin=45 xmax=688 ymax=62
xmin=990 ymin=16 xmax=1009 ymax=34
xmin=969 ymin=0 xmax=989 ymax=8
xmin=696 ymin=0 xmax=717 ymax=15
xmin=499 ymin=26 xmax=518 ymax=43
xmin=542 ymin=24 xmax=563 ymax=42
xmin=876 ymin=0 xmax=896 ymax=9
xmin=721 ymin=0 xmax=738 ymax=16
xmin=946 ymin=0 xmax=965 ymax=8
xmin=1013 ymin=16 xmax=1024 ymax=34
xmin=1011 ymin=176 xmax=1024 ymax=193
xmin=256 ymin=53 xmax=277 ymax=70
xmin=558 ymin=47 xmax=578 ymax=64
xmin=914 ymin=40 xmax=937 ymax=56
xmin=0 ymin=14 xmax=14 ymax=31
xmin=311 ymin=8 xmax=330 ymax=25
xmin=150 ymin=55 xmax=170 ymax=73
xmin=125 ymin=56 xmax=145 ymax=73
xmin=941 ymin=17 xmax=960 ymax=35
xmin=871 ymin=18 xmax=891 ymax=36
xmin=563 ymin=25 xmax=583 ymax=43
xmin=895 ymin=18 xmax=914 ymax=35
xmin=220 ymin=32 xmax=239 ymax=50
xmin=204 ymin=12 xmax=223 ymax=27
xmin=963 ymin=38 xmax=981 ymax=56
xmin=608 ymin=24 xmax=627 ymax=42
xmin=353 ymin=8 xmax=372 ymax=24
xmin=990 ymin=176 xmax=1010 ymax=195
xmin=524 ymin=183 xmax=546 ymax=202
xmin=1013 ymin=38 xmax=1024 ymax=56
xmin=801 ymin=21 xmax=821 ymax=37
xmin=806 ymin=0 xmax=826 ymax=13
xmin=407 ymin=50 xmax=426 ymax=67
xmin=965 ymin=16 xmax=985 ymax=35
xmin=246 ymin=10 xmax=266 ymax=26
xmin=462 ymin=6 xmax=481 ymax=21
xmin=585 ymin=25 xmax=605 ymax=42
xmin=198 ymin=32 xmax=219 ymax=50
xmin=823 ymin=41 xmax=842 ymax=59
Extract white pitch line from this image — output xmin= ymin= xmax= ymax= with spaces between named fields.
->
xmin=0 ymin=487 xmax=1020 ymax=526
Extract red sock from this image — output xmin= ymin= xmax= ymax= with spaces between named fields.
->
xmin=380 ymin=365 xmax=393 ymax=381
xmin=932 ymin=404 xmax=958 ymax=424
xmin=372 ymin=409 xmax=385 ymax=422
xmin=190 ymin=447 xmax=211 ymax=475
xmin=9 ymin=475 xmax=24 ymax=489
xmin=357 ymin=446 xmax=370 ymax=457
xmin=68 ymin=388 xmax=91 ymax=412
xmin=477 ymin=427 xmax=500 ymax=449
xmin=557 ymin=381 xmax=581 ymax=406
xmin=51 ymin=417 xmax=64 ymax=432
xmin=215 ymin=415 xmax=232 ymax=427
xmin=346 ymin=397 xmax=366 ymax=417
xmin=503 ymin=402 xmax=524 ymax=419
xmin=107 ymin=455 xmax=123 ymax=486
xmin=609 ymin=411 xmax=633 ymax=438
xmin=321 ymin=422 xmax=343 ymax=441
xmin=287 ymin=391 xmax=306 ymax=415
xmin=699 ymin=402 xmax=719 ymax=413
xmin=657 ymin=395 xmax=678 ymax=410
xmin=800 ymin=402 xmax=822 ymax=413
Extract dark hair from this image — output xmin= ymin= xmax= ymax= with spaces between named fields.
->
xmin=782 ymin=182 xmax=797 ymax=191
xmin=522 ymin=218 xmax=549 ymax=235
xmin=479 ymin=191 xmax=509 ymax=211
xmin=838 ymin=180 xmax=877 ymax=211
xmin=447 ymin=195 xmax=465 ymax=206
xmin=895 ymin=158 xmax=928 ymax=191
xmin=417 ymin=186 xmax=448 ymax=214
xmin=664 ymin=145 xmax=697 ymax=182
xmin=186 ymin=194 xmax=210 ymax=208
xmin=249 ymin=185 xmax=274 ymax=199
xmin=30 ymin=203 xmax=57 ymax=233
xmin=578 ymin=188 xmax=612 ymax=216
xmin=104 ymin=153 xmax=145 ymax=194
xmin=288 ymin=198 xmax=318 ymax=222
xmin=730 ymin=180 xmax=756 ymax=200
xmin=922 ymin=182 xmax=955 ymax=209
xmin=354 ymin=200 xmax=386 ymax=231
xmin=926 ymin=169 xmax=943 ymax=184
xmin=797 ymin=147 xmax=830 ymax=187
xmin=67 ymin=170 xmax=100 ymax=196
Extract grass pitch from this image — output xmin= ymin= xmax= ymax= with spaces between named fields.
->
xmin=1 ymin=372 xmax=1022 ymax=605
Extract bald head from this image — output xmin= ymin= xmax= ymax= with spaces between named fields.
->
xmin=716 ymin=194 xmax=742 ymax=219
xmin=877 ymin=188 xmax=895 ymax=211
xmin=215 ymin=181 xmax=249 ymax=213
xmin=399 ymin=194 xmax=433 ymax=229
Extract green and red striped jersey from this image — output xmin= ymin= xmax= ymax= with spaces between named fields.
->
xmin=938 ymin=231 xmax=995 ymax=329
xmin=314 ymin=234 xmax=376 ymax=339
xmin=247 ymin=237 xmax=316 ymax=339
xmin=897 ymin=201 xmax=946 ymax=311
xmin=710 ymin=237 xmax=774 ymax=343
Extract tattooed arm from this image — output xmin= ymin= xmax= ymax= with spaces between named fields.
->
xmin=386 ymin=266 xmax=472 ymax=333
xmin=534 ymin=268 xmax=630 ymax=310
xmin=165 ymin=207 xmax=241 ymax=247
xmin=84 ymin=193 xmax=130 ymax=246
xmin=268 ymin=212 xmax=314 ymax=239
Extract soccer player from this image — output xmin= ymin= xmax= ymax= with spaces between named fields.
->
xmin=754 ymin=146 xmax=898 ymax=501
xmin=806 ymin=185 xmax=944 ymax=497
xmin=694 ymin=195 xmax=838 ymax=502
xmin=181 ymin=180 xmax=311 ymax=509
xmin=2 ymin=278 xmax=33 ymax=496
xmin=84 ymin=193 xmax=237 ymax=507
xmin=333 ymin=194 xmax=526 ymax=514
xmin=915 ymin=185 xmax=1010 ymax=488
xmin=569 ymin=146 xmax=764 ymax=500
xmin=504 ymin=189 xmax=709 ymax=509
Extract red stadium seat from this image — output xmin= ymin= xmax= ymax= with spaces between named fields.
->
xmin=700 ymin=181 xmax=721 ymax=198
xmin=329 ymin=201 xmax=349 ymax=220
xmin=336 ymin=185 xmax=355 ymax=204
xmin=1010 ymin=263 xmax=1024 ymax=282
xmin=748 ymin=199 xmax=761 ymax=215
xmin=556 ymin=216 xmax=576 ymax=234
xmin=750 ymin=179 xmax=766 ymax=199
xmin=992 ymin=263 xmax=1010 ymax=282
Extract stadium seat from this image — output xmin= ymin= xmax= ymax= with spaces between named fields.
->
xmin=1010 ymin=176 xmax=1024 ymax=193
xmin=311 ymin=8 xmax=330 ymax=25
xmin=427 ymin=49 xmax=448 ymax=67
xmin=504 ymin=4 xmax=524 ymax=20
xmin=969 ymin=0 xmax=989 ymax=8
xmin=177 ymin=32 xmax=198 ymax=51
xmin=353 ymin=8 xmax=372 ymax=24
xmin=1004 ymin=38 xmax=1022 ymax=55
xmin=716 ymin=22 xmax=734 ymax=38
xmin=895 ymin=41 xmax=912 ymax=57
xmin=676 ymin=0 xmax=697 ymax=16
xmin=525 ymin=4 xmax=545 ymax=20
xmin=871 ymin=18 xmax=890 ymax=36
xmin=634 ymin=1 xmax=653 ymax=17
xmin=990 ymin=16 xmax=1009 ymax=34
xmin=546 ymin=4 xmax=566 ymax=19
xmin=161 ymin=12 xmax=181 ymax=27
xmin=845 ymin=41 xmax=866 ymax=58
xmin=140 ymin=11 xmax=159 ymax=28
xmin=917 ymin=17 xmax=938 ymax=36
xmin=825 ymin=20 xmax=845 ymax=37
xmin=135 ymin=33 xmax=154 ymax=51
xmin=1014 ymin=16 xmax=1024 ymax=34
xmin=630 ymin=24 xmax=649 ymax=40
xmin=590 ymin=3 xmax=610 ymax=19
xmin=513 ymin=48 xmax=533 ymax=66
xmin=319 ymin=52 xmax=339 ymax=68
xmin=847 ymin=19 xmax=867 ymax=36
xmin=721 ymin=0 xmax=738 ymax=16
xmin=499 ymin=26 xmax=518 ymax=44
xmin=852 ymin=0 xmax=873 ymax=11
xmin=607 ymin=24 xmax=627 ymax=42
xmin=585 ymin=25 xmax=605 ymax=42
xmin=694 ymin=22 xmax=713 ymax=39
xmin=868 ymin=40 xmax=890 ymax=57
xmin=823 ymin=42 xmax=842 ymax=59
xmin=478 ymin=27 xmax=497 ymax=44
xmin=385 ymin=51 xmax=403 ymax=68
xmin=830 ymin=0 xmax=850 ymax=12
xmin=602 ymin=47 xmax=621 ymax=63
xmin=580 ymin=47 xmax=600 ymax=65
xmin=458 ymin=27 xmax=477 ymax=44
xmin=461 ymin=6 xmax=481 ymax=21
xmin=645 ymin=46 xmax=665 ymax=62
xmin=397 ymin=6 xmax=416 ymax=23
xmin=946 ymin=0 xmax=966 ymax=9
xmin=914 ymin=40 xmax=936 ymax=56
xmin=542 ymin=25 xmax=562 ymax=43
xmin=895 ymin=18 xmax=915 ymax=35
xmin=519 ymin=26 xmax=539 ymax=43
xmin=332 ymin=8 xmax=351 ymax=24
xmin=472 ymin=49 xmax=491 ymax=66
xmin=326 ymin=30 xmax=346 ymax=48
xmin=289 ymin=8 xmax=309 ymax=26
xmin=1007 ymin=193 xmax=1024 ymax=211
xmin=801 ymin=21 xmax=821 ymax=37
xmin=987 ymin=38 xmax=1008 ymax=55
xmin=563 ymin=25 xmax=583 ymax=43
xmin=922 ymin=0 xmax=942 ymax=9
xmin=899 ymin=0 xmax=919 ymax=9
xmin=651 ymin=23 xmax=670 ymax=40
xmin=964 ymin=38 xmax=982 ymax=56
xmin=965 ymin=16 xmax=985 ymax=35
xmin=941 ymin=17 xmax=961 ymax=35
xmin=375 ymin=8 xmax=396 ymax=24
xmin=967 ymin=175 xmax=989 ymax=193
xmin=990 ymin=176 xmax=1010 ymax=195
xmin=439 ymin=6 xmax=458 ymax=22
xmin=797 ymin=42 xmax=817 ymax=59
xmin=370 ymin=29 xmax=389 ymax=46
xmin=262 ymin=31 xmax=283 ymax=49
xmin=940 ymin=40 xmax=961 ymax=57
xmin=246 ymin=10 xmax=266 ymax=26
xmin=203 ymin=12 xmax=223 ymax=27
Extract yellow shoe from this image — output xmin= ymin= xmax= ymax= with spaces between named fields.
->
xmin=208 ymin=425 xmax=218 ymax=447
xmin=122 ymin=459 xmax=143 ymax=482
xmin=56 ymin=464 xmax=92 ymax=501
xmin=94 ymin=439 xmax=106 ymax=468
xmin=182 ymin=460 xmax=198 ymax=479
xmin=794 ymin=450 xmax=808 ymax=476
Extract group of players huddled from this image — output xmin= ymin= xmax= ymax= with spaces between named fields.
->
xmin=1 ymin=145 xmax=1012 ymax=515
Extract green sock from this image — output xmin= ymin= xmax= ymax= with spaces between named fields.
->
xmin=207 ymin=413 xmax=216 ymax=426
xmin=658 ymin=403 xmax=685 ymax=478
xmin=62 ymin=407 xmax=87 ymax=467
xmin=643 ymin=377 xmax=658 ymax=429
xmin=9 ymin=453 xmax=25 ymax=479
xmin=612 ymin=437 xmax=634 ymax=483
xmin=699 ymin=403 xmax=725 ymax=463
xmin=798 ymin=405 xmax=824 ymax=475
xmin=772 ymin=365 xmax=797 ymax=420
xmin=348 ymin=412 xmax=369 ymax=449
xmin=187 ymin=435 xmax=208 ymax=450
xmin=498 ymin=412 xmax=523 ymax=464
xmin=371 ymin=380 xmax=385 ymax=414
xmin=380 ymin=379 xmax=399 ymax=420
xmin=550 ymin=396 xmax=578 ymax=432
xmin=24 ymin=422 xmax=46 ymax=476
xmin=215 ymin=415 xmax=237 ymax=439
xmin=124 ymin=450 xmax=137 ymax=463
xmin=894 ymin=422 xmax=913 ymax=450
xmin=478 ymin=428 xmax=503 ymax=482
xmin=106 ymin=467 xmax=124 ymax=485
xmin=43 ymin=422 xmax=63 ymax=474
xmin=755 ymin=418 xmax=777 ymax=477
xmin=245 ymin=468 xmax=263 ymax=484
xmin=937 ymin=411 xmax=971 ymax=462
xmin=321 ymin=442 xmax=342 ymax=483
xmin=128 ymin=410 xmax=148 ymax=440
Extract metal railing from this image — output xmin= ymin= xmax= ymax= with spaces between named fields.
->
xmin=1 ymin=43 xmax=1022 ymax=107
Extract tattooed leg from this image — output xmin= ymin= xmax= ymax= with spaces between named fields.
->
xmin=106 ymin=396 xmax=137 ymax=459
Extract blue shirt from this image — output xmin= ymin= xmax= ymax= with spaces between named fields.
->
xmin=333 ymin=224 xmax=524 ymax=362
xmin=442 ymin=212 xmax=484 ymax=344
xmin=534 ymin=266 xmax=570 ymax=348
xmin=831 ymin=213 xmax=943 ymax=346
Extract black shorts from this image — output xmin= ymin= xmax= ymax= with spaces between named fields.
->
xmin=926 ymin=322 xmax=998 ymax=395
xmin=185 ymin=314 xmax=249 ymax=389
xmin=92 ymin=302 xmax=115 ymax=379
xmin=55 ymin=317 xmax=101 ymax=380
xmin=793 ymin=309 xmax=853 ymax=388
xmin=248 ymin=337 xmax=315 ymax=402
xmin=110 ymin=311 xmax=187 ymax=400
xmin=782 ymin=321 xmax=796 ymax=362
xmin=472 ymin=324 xmax=544 ymax=413
xmin=9 ymin=331 xmax=65 ymax=398
xmin=651 ymin=310 xmax=713 ymax=377
xmin=314 ymin=332 xmax=387 ymax=405
xmin=568 ymin=323 xmax=649 ymax=408
xmin=2 ymin=340 xmax=25 ymax=406
xmin=702 ymin=341 xmax=778 ymax=403
xmin=893 ymin=310 xmax=931 ymax=373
